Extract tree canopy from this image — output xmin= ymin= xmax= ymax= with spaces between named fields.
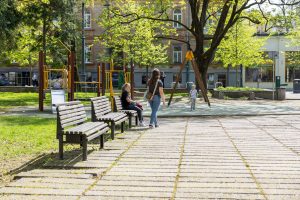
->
xmin=101 ymin=0 xmax=300 ymax=86
xmin=0 ymin=0 xmax=22 ymax=52
xmin=215 ymin=21 xmax=267 ymax=68
xmin=1 ymin=0 xmax=80 ymax=67
xmin=97 ymin=0 xmax=174 ymax=68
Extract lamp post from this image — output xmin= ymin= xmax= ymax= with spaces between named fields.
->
xmin=185 ymin=3 xmax=190 ymax=87
xmin=104 ymin=0 xmax=111 ymax=70
xmin=272 ymin=51 xmax=278 ymax=100
xmin=81 ymin=1 xmax=86 ymax=78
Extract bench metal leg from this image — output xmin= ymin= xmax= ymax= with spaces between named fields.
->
xmin=59 ymin=135 xmax=64 ymax=160
xmin=111 ymin=122 xmax=115 ymax=140
xmin=135 ymin=116 xmax=138 ymax=126
xmin=100 ymin=134 xmax=104 ymax=149
xmin=128 ymin=116 xmax=132 ymax=128
xmin=82 ymin=136 xmax=88 ymax=161
xmin=121 ymin=122 xmax=124 ymax=133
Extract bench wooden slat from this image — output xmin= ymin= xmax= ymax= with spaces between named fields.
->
xmin=87 ymin=127 xmax=110 ymax=141
xmin=61 ymin=118 xmax=87 ymax=128
xmin=91 ymin=96 xmax=128 ymax=140
xmin=64 ymin=121 xmax=98 ymax=133
xmin=59 ymin=110 xmax=86 ymax=120
xmin=57 ymin=101 xmax=109 ymax=161
xmin=65 ymin=122 xmax=107 ymax=136
xmin=59 ymin=106 xmax=85 ymax=116
xmin=94 ymin=107 xmax=111 ymax=113
xmin=97 ymin=113 xmax=127 ymax=121
xmin=60 ymin=114 xmax=87 ymax=125
xmin=58 ymin=104 xmax=83 ymax=112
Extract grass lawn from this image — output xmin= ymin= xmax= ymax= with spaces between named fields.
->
xmin=0 ymin=92 xmax=50 ymax=109
xmin=216 ymin=86 xmax=263 ymax=91
xmin=0 ymin=116 xmax=57 ymax=161
xmin=0 ymin=92 xmax=113 ymax=110
xmin=0 ymin=116 xmax=81 ymax=185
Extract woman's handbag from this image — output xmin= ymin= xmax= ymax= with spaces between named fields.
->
xmin=145 ymin=80 xmax=159 ymax=101
xmin=143 ymin=87 xmax=150 ymax=101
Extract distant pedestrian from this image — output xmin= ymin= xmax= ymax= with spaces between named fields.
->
xmin=189 ymin=84 xmax=198 ymax=111
xmin=160 ymin=71 xmax=166 ymax=88
xmin=32 ymin=73 xmax=38 ymax=87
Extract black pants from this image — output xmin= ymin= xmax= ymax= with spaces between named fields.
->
xmin=127 ymin=104 xmax=143 ymax=122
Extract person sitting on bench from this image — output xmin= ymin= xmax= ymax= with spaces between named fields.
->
xmin=121 ymin=83 xmax=146 ymax=127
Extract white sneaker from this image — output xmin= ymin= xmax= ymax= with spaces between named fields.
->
xmin=139 ymin=121 xmax=146 ymax=127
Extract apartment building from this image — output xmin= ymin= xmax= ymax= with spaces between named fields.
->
xmin=2 ymin=1 xmax=299 ymax=89
xmin=84 ymin=2 xmax=300 ymax=90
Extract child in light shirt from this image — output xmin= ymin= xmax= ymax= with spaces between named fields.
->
xmin=189 ymin=84 xmax=198 ymax=111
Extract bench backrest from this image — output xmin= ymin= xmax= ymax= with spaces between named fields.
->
xmin=113 ymin=96 xmax=123 ymax=112
xmin=90 ymin=96 xmax=112 ymax=121
xmin=56 ymin=101 xmax=87 ymax=138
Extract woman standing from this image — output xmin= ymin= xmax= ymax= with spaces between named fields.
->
xmin=147 ymin=68 xmax=166 ymax=128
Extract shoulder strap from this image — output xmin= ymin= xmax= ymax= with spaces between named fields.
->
xmin=150 ymin=79 xmax=159 ymax=99
xmin=153 ymin=79 xmax=159 ymax=94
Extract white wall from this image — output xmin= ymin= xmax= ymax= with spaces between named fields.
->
xmin=244 ymin=36 xmax=300 ymax=89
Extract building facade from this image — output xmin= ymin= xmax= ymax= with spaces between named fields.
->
xmin=1 ymin=1 xmax=300 ymax=90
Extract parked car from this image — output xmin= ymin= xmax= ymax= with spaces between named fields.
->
xmin=0 ymin=75 xmax=9 ymax=86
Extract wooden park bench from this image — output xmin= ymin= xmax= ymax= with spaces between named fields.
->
xmin=56 ymin=101 xmax=110 ymax=161
xmin=113 ymin=96 xmax=138 ymax=128
xmin=91 ymin=96 xmax=128 ymax=140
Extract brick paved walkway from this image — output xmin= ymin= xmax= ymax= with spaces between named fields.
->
xmin=1 ymin=116 xmax=300 ymax=199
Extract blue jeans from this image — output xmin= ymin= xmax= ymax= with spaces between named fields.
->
xmin=149 ymin=95 xmax=161 ymax=125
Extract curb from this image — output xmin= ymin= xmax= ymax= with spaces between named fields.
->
xmin=144 ymin=113 xmax=300 ymax=118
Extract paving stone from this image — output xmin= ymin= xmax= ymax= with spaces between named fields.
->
xmin=91 ymin=185 xmax=173 ymax=192
xmin=0 ymin=195 xmax=78 ymax=200
xmin=2 ymin=116 xmax=300 ymax=199
xmin=174 ymin=192 xmax=265 ymax=199
xmin=85 ymin=190 xmax=172 ymax=198
xmin=15 ymin=177 xmax=95 ymax=185
xmin=81 ymin=196 xmax=166 ymax=200
xmin=14 ymin=172 xmax=93 ymax=179
xmin=0 ymin=187 xmax=82 ymax=196
xmin=95 ymin=180 xmax=174 ymax=187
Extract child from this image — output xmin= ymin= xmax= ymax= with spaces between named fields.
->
xmin=121 ymin=83 xmax=146 ymax=127
xmin=189 ymin=84 xmax=198 ymax=111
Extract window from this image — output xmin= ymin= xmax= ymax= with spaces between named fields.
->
xmin=85 ymin=45 xmax=92 ymax=63
xmin=285 ymin=51 xmax=300 ymax=82
xmin=173 ymin=74 xmax=182 ymax=83
xmin=84 ymin=10 xmax=91 ymax=28
xmin=246 ymin=66 xmax=274 ymax=82
xmin=173 ymin=46 xmax=182 ymax=63
xmin=207 ymin=73 xmax=214 ymax=86
xmin=8 ymin=72 xmax=16 ymax=85
xmin=173 ymin=9 xmax=182 ymax=28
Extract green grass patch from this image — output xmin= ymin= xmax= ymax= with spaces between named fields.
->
xmin=0 ymin=116 xmax=57 ymax=160
xmin=216 ymin=87 xmax=263 ymax=92
xmin=0 ymin=92 xmax=51 ymax=109
xmin=0 ymin=92 xmax=114 ymax=109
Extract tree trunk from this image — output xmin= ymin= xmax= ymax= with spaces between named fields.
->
xmin=194 ymin=58 xmax=209 ymax=90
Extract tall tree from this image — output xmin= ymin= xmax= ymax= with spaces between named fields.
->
xmin=97 ymin=0 xmax=173 ymax=68
xmin=3 ymin=0 xmax=80 ymax=67
xmin=103 ymin=0 xmax=300 ymax=88
xmin=215 ymin=21 xmax=267 ymax=69
xmin=0 ymin=0 xmax=21 ymax=53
